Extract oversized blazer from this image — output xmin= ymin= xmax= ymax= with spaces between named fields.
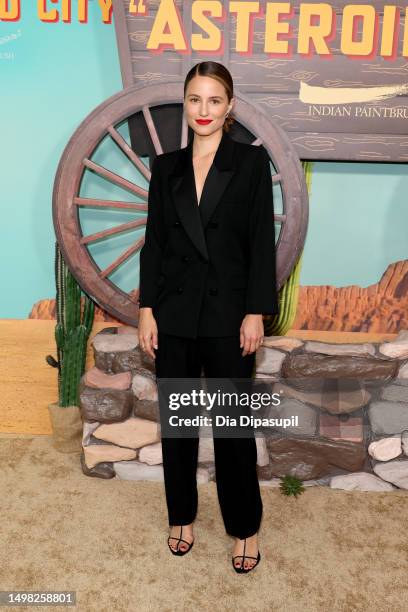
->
xmin=138 ymin=130 xmax=279 ymax=339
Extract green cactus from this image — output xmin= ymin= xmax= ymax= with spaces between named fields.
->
xmin=279 ymin=475 xmax=306 ymax=498
xmin=47 ymin=242 xmax=95 ymax=407
xmin=264 ymin=160 xmax=314 ymax=336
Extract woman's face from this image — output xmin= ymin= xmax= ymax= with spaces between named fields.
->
xmin=184 ymin=75 xmax=233 ymax=136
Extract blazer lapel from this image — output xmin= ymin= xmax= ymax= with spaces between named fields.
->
xmin=170 ymin=142 xmax=209 ymax=261
xmin=199 ymin=132 xmax=235 ymax=230
xmin=169 ymin=131 xmax=236 ymax=262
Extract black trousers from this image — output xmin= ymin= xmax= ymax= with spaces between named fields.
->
xmin=154 ymin=331 xmax=263 ymax=539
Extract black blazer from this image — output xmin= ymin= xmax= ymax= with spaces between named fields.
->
xmin=138 ymin=130 xmax=279 ymax=339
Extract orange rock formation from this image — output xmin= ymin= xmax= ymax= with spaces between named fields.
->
xmin=28 ymin=261 xmax=407 ymax=333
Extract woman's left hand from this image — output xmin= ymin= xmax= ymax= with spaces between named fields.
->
xmin=240 ymin=314 xmax=264 ymax=356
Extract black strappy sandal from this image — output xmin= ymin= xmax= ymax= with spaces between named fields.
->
xmin=167 ymin=526 xmax=194 ymax=556
xmin=232 ymin=537 xmax=261 ymax=573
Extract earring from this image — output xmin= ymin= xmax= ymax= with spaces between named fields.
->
xmin=225 ymin=112 xmax=230 ymax=119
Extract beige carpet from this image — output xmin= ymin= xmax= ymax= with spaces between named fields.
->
xmin=1 ymin=435 xmax=407 ymax=612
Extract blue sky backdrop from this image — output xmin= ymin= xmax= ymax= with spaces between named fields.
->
xmin=1 ymin=3 xmax=407 ymax=318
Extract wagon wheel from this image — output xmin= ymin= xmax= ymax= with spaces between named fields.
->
xmin=53 ymin=80 xmax=308 ymax=327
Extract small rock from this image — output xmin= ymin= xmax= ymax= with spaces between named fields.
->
xmin=304 ymin=341 xmax=375 ymax=357
xmin=80 ymin=451 xmax=115 ymax=479
xmin=84 ymin=367 xmax=132 ymax=390
xmin=373 ymin=459 xmax=408 ymax=489
xmin=263 ymin=398 xmax=318 ymax=436
xmin=114 ymin=460 xmax=164 ymax=481
xmin=84 ymin=444 xmax=137 ymax=469
xmin=256 ymin=347 xmax=286 ymax=375
xmin=132 ymin=373 xmax=158 ymax=401
xmin=261 ymin=337 xmax=303 ymax=352
xmin=330 ymin=472 xmax=394 ymax=491
xmin=259 ymin=476 xmax=330 ymax=488
xmin=266 ymin=435 xmax=365 ymax=480
xmin=113 ymin=461 xmax=211 ymax=483
xmin=93 ymin=332 xmax=138 ymax=352
xmin=254 ymin=373 xmax=279 ymax=381
xmin=368 ymin=436 xmax=402 ymax=461
xmin=138 ymin=442 xmax=162 ymax=465
xmin=381 ymin=384 xmax=408 ymax=403
xmin=79 ymin=383 xmax=133 ymax=423
xmin=82 ymin=421 xmax=100 ymax=446
xmin=133 ymin=400 xmax=160 ymax=422
xmin=281 ymin=354 xmax=398 ymax=391
xmin=379 ymin=331 xmax=408 ymax=359
xmin=368 ymin=401 xmax=408 ymax=435
xmin=113 ymin=350 xmax=155 ymax=375
xmin=274 ymin=381 xmax=370 ymax=415
xmin=93 ymin=417 xmax=160 ymax=449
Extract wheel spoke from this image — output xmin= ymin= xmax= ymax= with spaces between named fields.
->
xmin=74 ymin=197 xmax=148 ymax=211
xmin=99 ymin=237 xmax=145 ymax=279
xmin=181 ymin=115 xmax=189 ymax=148
xmin=252 ymin=140 xmax=280 ymax=184
xmin=142 ymin=105 xmax=163 ymax=154
xmin=81 ymin=219 xmax=146 ymax=245
xmin=107 ymin=125 xmax=151 ymax=181
xmin=83 ymin=159 xmax=148 ymax=199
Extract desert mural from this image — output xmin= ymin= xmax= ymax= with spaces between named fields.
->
xmin=28 ymin=259 xmax=408 ymax=334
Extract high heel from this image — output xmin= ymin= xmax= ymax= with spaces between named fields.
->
xmin=167 ymin=526 xmax=194 ymax=556
xmin=232 ymin=537 xmax=261 ymax=573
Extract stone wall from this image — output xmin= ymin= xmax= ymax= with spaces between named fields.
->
xmin=79 ymin=327 xmax=408 ymax=491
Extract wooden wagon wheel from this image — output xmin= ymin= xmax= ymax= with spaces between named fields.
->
xmin=53 ymin=80 xmax=308 ymax=326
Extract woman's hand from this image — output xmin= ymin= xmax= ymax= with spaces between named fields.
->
xmin=240 ymin=314 xmax=264 ymax=356
xmin=138 ymin=307 xmax=158 ymax=359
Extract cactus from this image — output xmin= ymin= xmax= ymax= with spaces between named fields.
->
xmin=279 ymin=475 xmax=306 ymax=498
xmin=47 ymin=242 xmax=95 ymax=407
xmin=264 ymin=161 xmax=314 ymax=336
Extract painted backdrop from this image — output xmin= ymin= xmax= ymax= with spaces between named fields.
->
xmin=1 ymin=2 xmax=407 ymax=332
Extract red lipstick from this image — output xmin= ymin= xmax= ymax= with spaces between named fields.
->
xmin=196 ymin=119 xmax=213 ymax=125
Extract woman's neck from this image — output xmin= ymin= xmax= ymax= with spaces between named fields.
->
xmin=192 ymin=129 xmax=223 ymax=159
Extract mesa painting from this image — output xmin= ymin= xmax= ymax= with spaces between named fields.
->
xmin=28 ymin=259 xmax=408 ymax=333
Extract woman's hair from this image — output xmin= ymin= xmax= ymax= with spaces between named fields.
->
xmin=183 ymin=61 xmax=235 ymax=132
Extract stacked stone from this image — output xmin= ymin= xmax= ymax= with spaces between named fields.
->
xmin=79 ymin=327 xmax=408 ymax=491
xmin=79 ymin=326 xmax=215 ymax=482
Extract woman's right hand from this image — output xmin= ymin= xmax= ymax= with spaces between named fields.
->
xmin=138 ymin=307 xmax=158 ymax=359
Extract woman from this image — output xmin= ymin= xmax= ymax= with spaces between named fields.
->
xmin=138 ymin=61 xmax=279 ymax=573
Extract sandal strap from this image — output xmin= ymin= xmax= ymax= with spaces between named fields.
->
xmin=168 ymin=537 xmax=193 ymax=546
xmin=168 ymin=525 xmax=194 ymax=550
xmin=233 ymin=537 xmax=258 ymax=562
xmin=233 ymin=554 xmax=258 ymax=560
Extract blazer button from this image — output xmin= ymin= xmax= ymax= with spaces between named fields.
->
xmin=176 ymin=287 xmax=184 ymax=294
xmin=173 ymin=220 xmax=181 ymax=227
xmin=209 ymin=288 xmax=218 ymax=296
xmin=181 ymin=255 xmax=190 ymax=263
xmin=209 ymin=221 xmax=218 ymax=229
